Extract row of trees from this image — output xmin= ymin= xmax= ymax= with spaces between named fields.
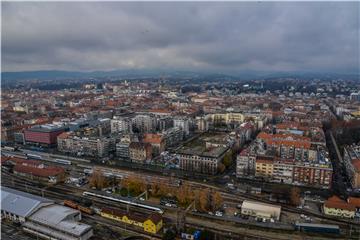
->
xmin=120 ymin=175 xmax=223 ymax=211
xmin=271 ymin=185 xmax=301 ymax=206
xmin=196 ymin=188 xmax=223 ymax=212
xmin=88 ymin=169 xmax=224 ymax=211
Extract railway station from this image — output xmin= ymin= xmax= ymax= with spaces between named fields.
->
xmin=1 ymin=187 xmax=93 ymax=240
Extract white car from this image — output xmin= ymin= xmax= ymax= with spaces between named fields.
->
xmin=215 ymin=211 xmax=223 ymax=217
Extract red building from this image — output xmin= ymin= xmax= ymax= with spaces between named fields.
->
xmin=24 ymin=124 xmax=66 ymax=146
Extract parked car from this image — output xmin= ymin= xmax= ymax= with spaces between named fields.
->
xmin=215 ymin=211 xmax=223 ymax=217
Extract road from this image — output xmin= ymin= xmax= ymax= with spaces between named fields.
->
xmin=325 ymin=130 xmax=351 ymax=196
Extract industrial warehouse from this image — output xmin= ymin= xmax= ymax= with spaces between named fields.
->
xmin=1 ymin=187 xmax=93 ymax=240
xmin=241 ymin=200 xmax=282 ymax=221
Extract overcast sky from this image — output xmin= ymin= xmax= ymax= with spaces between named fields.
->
xmin=2 ymin=2 xmax=359 ymax=73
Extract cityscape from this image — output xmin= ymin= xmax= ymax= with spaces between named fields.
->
xmin=1 ymin=1 xmax=360 ymax=240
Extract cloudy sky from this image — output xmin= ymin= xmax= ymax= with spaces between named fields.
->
xmin=2 ymin=2 xmax=359 ymax=73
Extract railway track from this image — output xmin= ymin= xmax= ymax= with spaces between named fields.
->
xmin=3 ymin=172 xmax=354 ymax=239
xmin=83 ymin=214 xmax=161 ymax=240
xmin=1 ymin=176 xmax=161 ymax=239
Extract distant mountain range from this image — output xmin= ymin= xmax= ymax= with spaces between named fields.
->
xmin=1 ymin=69 xmax=359 ymax=83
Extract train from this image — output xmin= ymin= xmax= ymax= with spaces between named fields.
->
xmin=102 ymin=171 xmax=124 ymax=179
xmin=82 ymin=191 xmax=164 ymax=214
xmin=2 ymin=146 xmax=18 ymax=152
xmin=26 ymin=153 xmax=43 ymax=160
xmin=53 ymin=158 xmax=72 ymax=165
xmin=63 ymin=200 xmax=94 ymax=215
xmin=295 ymin=222 xmax=340 ymax=234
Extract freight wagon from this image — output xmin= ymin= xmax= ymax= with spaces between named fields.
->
xmin=295 ymin=222 xmax=340 ymax=234
xmin=63 ymin=200 xmax=94 ymax=215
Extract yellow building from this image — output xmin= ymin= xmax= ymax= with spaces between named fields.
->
xmin=323 ymin=196 xmax=356 ymax=219
xmin=255 ymin=157 xmax=274 ymax=178
xmin=100 ymin=208 xmax=163 ymax=233
xmin=144 ymin=214 xmax=163 ymax=234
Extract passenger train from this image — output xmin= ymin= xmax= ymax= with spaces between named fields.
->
xmin=82 ymin=191 xmax=164 ymax=214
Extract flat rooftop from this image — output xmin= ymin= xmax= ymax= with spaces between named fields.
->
xmin=177 ymin=132 xmax=230 ymax=158
xmin=27 ymin=124 xmax=66 ymax=133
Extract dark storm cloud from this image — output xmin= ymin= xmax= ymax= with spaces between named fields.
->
xmin=1 ymin=2 xmax=359 ymax=73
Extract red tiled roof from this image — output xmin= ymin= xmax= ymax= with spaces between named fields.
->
xmin=143 ymin=134 xmax=163 ymax=144
xmin=149 ymin=109 xmax=171 ymax=114
xmin=324 ymin=196 xmax=356 ymax=211
xmin=1 ymin=156 xmax=40 ymax=166
xmin=57 ymin=132 xmax=70 ymax=139
xmin=13 ymin=164 xmax=64 ymax=177
xmin=351 ymin=159 xmax=360 ymax=172
xmin=348 ymin=197 xmax=360 ymax=208
xmin=256 ymin=156 xmax=274 ymax=164
xmin=257 ymin=132 xmax=311 ymax=149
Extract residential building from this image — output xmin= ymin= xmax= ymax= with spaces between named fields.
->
xmin=255 ymin=156 xmax=274 ymax=179
xmin=143 ymin=133 xmax=165 ymax=156
xmin=195 ymin=116 xmax=209 ymax=132
xmin=132 ymin=114 xmax=156 ymax=133
xmin=111 ymin=117 xmax=132 ymax=133
xmin=129 ymin=142 xmax=152 ymax=163
xmin=174 ymin=117 xmax=190 ymax=136
xmin=162 ymin=127 xmax=183 ymax=148
xmin=177 ymin=133 xmax=231 ymax=175
xmin=343 ymin=144 xmax=360 ymax=189
xmin=236 ymin=128 xmax=333 ymax=188
xmin=57 ymin=132 xmax=115 ymax=157
xmin=206 ymin=112 xmax=245 ymax=126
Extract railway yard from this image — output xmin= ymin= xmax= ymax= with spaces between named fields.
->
xmin=2 ymin=148 xmax=360 ymax=240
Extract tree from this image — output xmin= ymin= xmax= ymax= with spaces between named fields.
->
xmin=121 ymin=175 xmax=146 ymax=196
xmin=212 ymin=191 xmax=223 ymax=211
xmin=198 ymin=188 xmax=210 ymax=212
xmin=271 ymin=185 xmax=290 ymax=203
xmin=290 ymin=187 xmax=301 ymax=206
xmin=217 ymin=163 xmax=226 ymax=173
xmin=176 ymin=183 xmax=194 ymax=207
xmin=89 ymin=168 xmax=108 ymax=190
xmin=223 ymin=150 xmax=233 ymax=167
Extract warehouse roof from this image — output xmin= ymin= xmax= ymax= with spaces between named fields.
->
xmin=241 ymin=200 xmax=281 ymax=219
xmin=29 ymin=205 xmax=91 ymax=236
xmin=0 ymin=187 xmax=53 ymax=218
